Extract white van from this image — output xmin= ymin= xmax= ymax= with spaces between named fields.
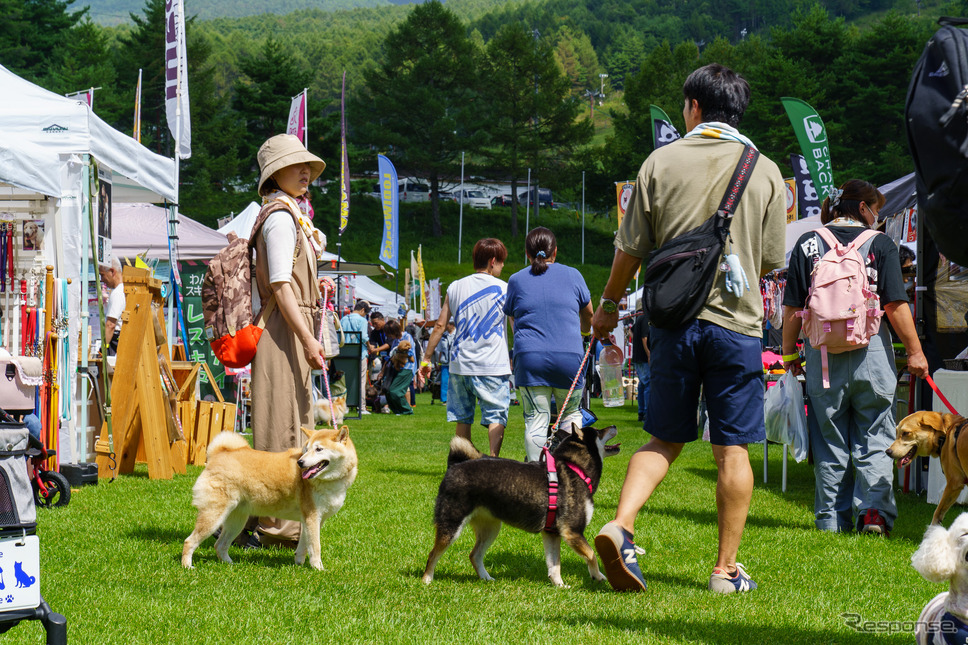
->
xmin=399 ymin=180 xmax=430 ymax=203
xmin=454 ymin=188 xmax=491 ymax=209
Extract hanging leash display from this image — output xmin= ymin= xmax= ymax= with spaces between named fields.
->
xmin=7 ymin=221 xmax=13 ymax=292
xmin=58 ymin=278 xmax=72 ymax=423
xmin=0 ymin=222 xmax=7 ymax=294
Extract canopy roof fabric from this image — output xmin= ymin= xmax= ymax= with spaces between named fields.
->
xmin=0 ymin=64 xmax=175 ymax=202
xmin=354 ymin=275 xmax=400 ymax=307
xmin=112 ymin=203 xmax=227 ymax=261
xmin=0 ymin=137 xmax=63 ymax=196
xmin=877 ymin=173 xmax=916 ymax=221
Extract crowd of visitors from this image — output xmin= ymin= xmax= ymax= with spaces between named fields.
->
xmin=238 ymin=62 xmax=931 ymax=597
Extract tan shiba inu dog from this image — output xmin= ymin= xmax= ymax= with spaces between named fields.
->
xmin=182 ymin=427 xmax=357 ymax=570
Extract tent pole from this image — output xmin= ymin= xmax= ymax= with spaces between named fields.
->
xmin=79 ymin=155 xmax=91 ymax=463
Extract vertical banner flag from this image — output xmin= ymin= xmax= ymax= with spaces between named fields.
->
xmin=616 ymin=181 xmax=634 ymax=229
xmin=339 ymin=72 xmax=350 ymax=235
xmin=417 ymin=245 xmax=427 ymax=313
xmin=378 ymin=155 xmax=399 ymax=269
xmin=781 ymin=97 xmax=831 ymax=201
xmin=790 ymin=154 xmax=822 ymax=219
xmin=133 ymin=69 xmax=143 ymax=142
xmin=783 ymin=178 xmax=798 ymax=223
xmin=410 ymin=250 xmax=419 ymax=310
xmin=286 ymin=89 xmax=307 ymax=144
xmin=165 ymin=0 xmax=191 ymax=159
xmin=650 ymin=105 xmax=680 ymax=149
xmin=427 ymin=279 xmax=441 ymax=322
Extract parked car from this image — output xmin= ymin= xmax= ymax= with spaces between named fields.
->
xmin=454 ymin=189 xmax=491 ymax=209
xmin=399 ymin=179 xmax=431 ymax=203
xmin=518 ymin=187 xmax=554 ymax=208
xmin=491 ymin=194 xmax=515 ymax=207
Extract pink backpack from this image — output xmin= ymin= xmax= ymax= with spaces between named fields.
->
xmin=796 ymin=227 xmax=882 ymax=388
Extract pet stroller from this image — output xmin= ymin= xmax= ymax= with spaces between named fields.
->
xmin=0 ymin=421 xmax=67 ymax=643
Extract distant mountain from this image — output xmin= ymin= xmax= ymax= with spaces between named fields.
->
xmin=75 ymin=0 xmax=403 ymax=25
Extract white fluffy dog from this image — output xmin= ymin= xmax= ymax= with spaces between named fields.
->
xmin=911 ymin=513 xmax=968 ymax=644
xmin=314 ymin=396 xmax=347 ymax=427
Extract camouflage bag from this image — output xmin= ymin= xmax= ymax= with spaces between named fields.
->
xmin=201 ymin=201 xmax=299 ymax=369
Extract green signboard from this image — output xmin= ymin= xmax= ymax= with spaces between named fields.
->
xmin=178 ymin=260 xmax=232 ymax=402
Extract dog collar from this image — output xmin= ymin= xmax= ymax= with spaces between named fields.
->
xmin=542 ymin=447 xmax=593 ymax=533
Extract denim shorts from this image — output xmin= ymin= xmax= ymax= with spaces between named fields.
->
xmin=645 ymin=319 xmax=765 ymax=446
xmin=447 ymin=373 xmax=510 ymax=427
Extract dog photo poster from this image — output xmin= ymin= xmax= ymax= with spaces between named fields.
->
xmin=97 ymin=166 xmax=112 ymax=263
xmin=22 ymin=220 xmax=44 ymax=251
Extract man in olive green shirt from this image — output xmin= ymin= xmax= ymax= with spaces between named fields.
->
xmin=592 ymin=64 xmax=786 ymax=595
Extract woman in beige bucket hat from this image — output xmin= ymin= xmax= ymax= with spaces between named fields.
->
xmin=248 ymin=134 xmax=327 ymax=547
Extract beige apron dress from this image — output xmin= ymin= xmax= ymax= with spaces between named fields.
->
xmin=250 ymin=204 xmax=320 ymax=542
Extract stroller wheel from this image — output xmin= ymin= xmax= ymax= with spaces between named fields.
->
xmin=34 ymin=471 xmax=71 ymax=508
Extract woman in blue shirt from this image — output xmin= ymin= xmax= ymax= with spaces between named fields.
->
xmin=503 ymin=227 xmax=592 ymax=460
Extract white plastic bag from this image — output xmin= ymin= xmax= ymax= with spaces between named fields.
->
xmin=763 ymin=372 xmax=808 ymax=461
xmin=764 ymin=377 xmax=793 ymax=445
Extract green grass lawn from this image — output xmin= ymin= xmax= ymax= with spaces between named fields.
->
xmin=7 ymin=393 xmax=945 ymax=644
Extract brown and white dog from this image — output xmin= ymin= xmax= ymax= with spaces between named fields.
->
xmin=887 ymin=411 xmax=968 ymax=525
xmin=390 ymin=340 xmax=412 ymax=371
xmin=182 ymin=427 xmax=357 ymax=570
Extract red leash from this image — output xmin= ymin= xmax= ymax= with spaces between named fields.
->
xmin=925 ymin=374 xmax=961 ymax=415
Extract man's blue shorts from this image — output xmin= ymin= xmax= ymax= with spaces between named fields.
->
xmin=644 ymin=319 xmax=765 ymax=446
xmin=447 ymin=373 xmax=510 ymax=427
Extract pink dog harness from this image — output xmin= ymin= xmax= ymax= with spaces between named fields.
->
xmin=542 ymin=447 xmax=593 ymax=532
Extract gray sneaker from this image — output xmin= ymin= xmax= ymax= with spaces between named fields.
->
xmin=708 ymin=563 xmax=757 ymax=594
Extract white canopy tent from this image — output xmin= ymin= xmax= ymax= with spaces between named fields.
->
xmin=216 ymin=201 xmax=261 ymax=239
xmin=0 ymin=64 xmax=178 ymax=464
xmin=355 ymin=275 xmax=401 ymax=309
xmin=0 ymin=64 xmax=175 ymax=205
xmin=113 ymin=203 xmax=226 ymax=261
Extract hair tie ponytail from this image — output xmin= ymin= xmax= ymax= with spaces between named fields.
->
xmin=536 ymin=250 xmax=546 ymax=259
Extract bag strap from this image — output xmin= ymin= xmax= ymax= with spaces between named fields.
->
xmin=813 ymin=226 xmax=841 ymax=252
xmin=847 ymin=229 xmax=880 ymax=256
xmin=254 ymin=296 xmax=276 ymax=331
xmin=814 ymin=227 xmax=879 ymax=256
xmin=717 ymin=145 xmax=760 ymax=215
xmin=247 ymin=198 xmax=304 ymax=332
xmin=939 ymin=16 xmax=968 ymax=26
xmin=248 ymin=200 xmax=303 ymax=258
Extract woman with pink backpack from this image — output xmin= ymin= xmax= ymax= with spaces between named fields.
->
xmin=781 ymin=179 xmax=928 ymax=535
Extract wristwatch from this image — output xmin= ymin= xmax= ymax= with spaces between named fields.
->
xmin=600 ymin=298 xmax=619 ymax=314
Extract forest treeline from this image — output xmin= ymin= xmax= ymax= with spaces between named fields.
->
xmin=1 ymin=0 xmax=966 ymax=232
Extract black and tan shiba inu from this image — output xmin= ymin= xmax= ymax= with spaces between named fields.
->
xmin=422 ymin=425 xmax=617 ymax=587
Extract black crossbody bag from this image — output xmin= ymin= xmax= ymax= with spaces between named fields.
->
xmin=642 ymin=144 xmax=759 ymax=329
